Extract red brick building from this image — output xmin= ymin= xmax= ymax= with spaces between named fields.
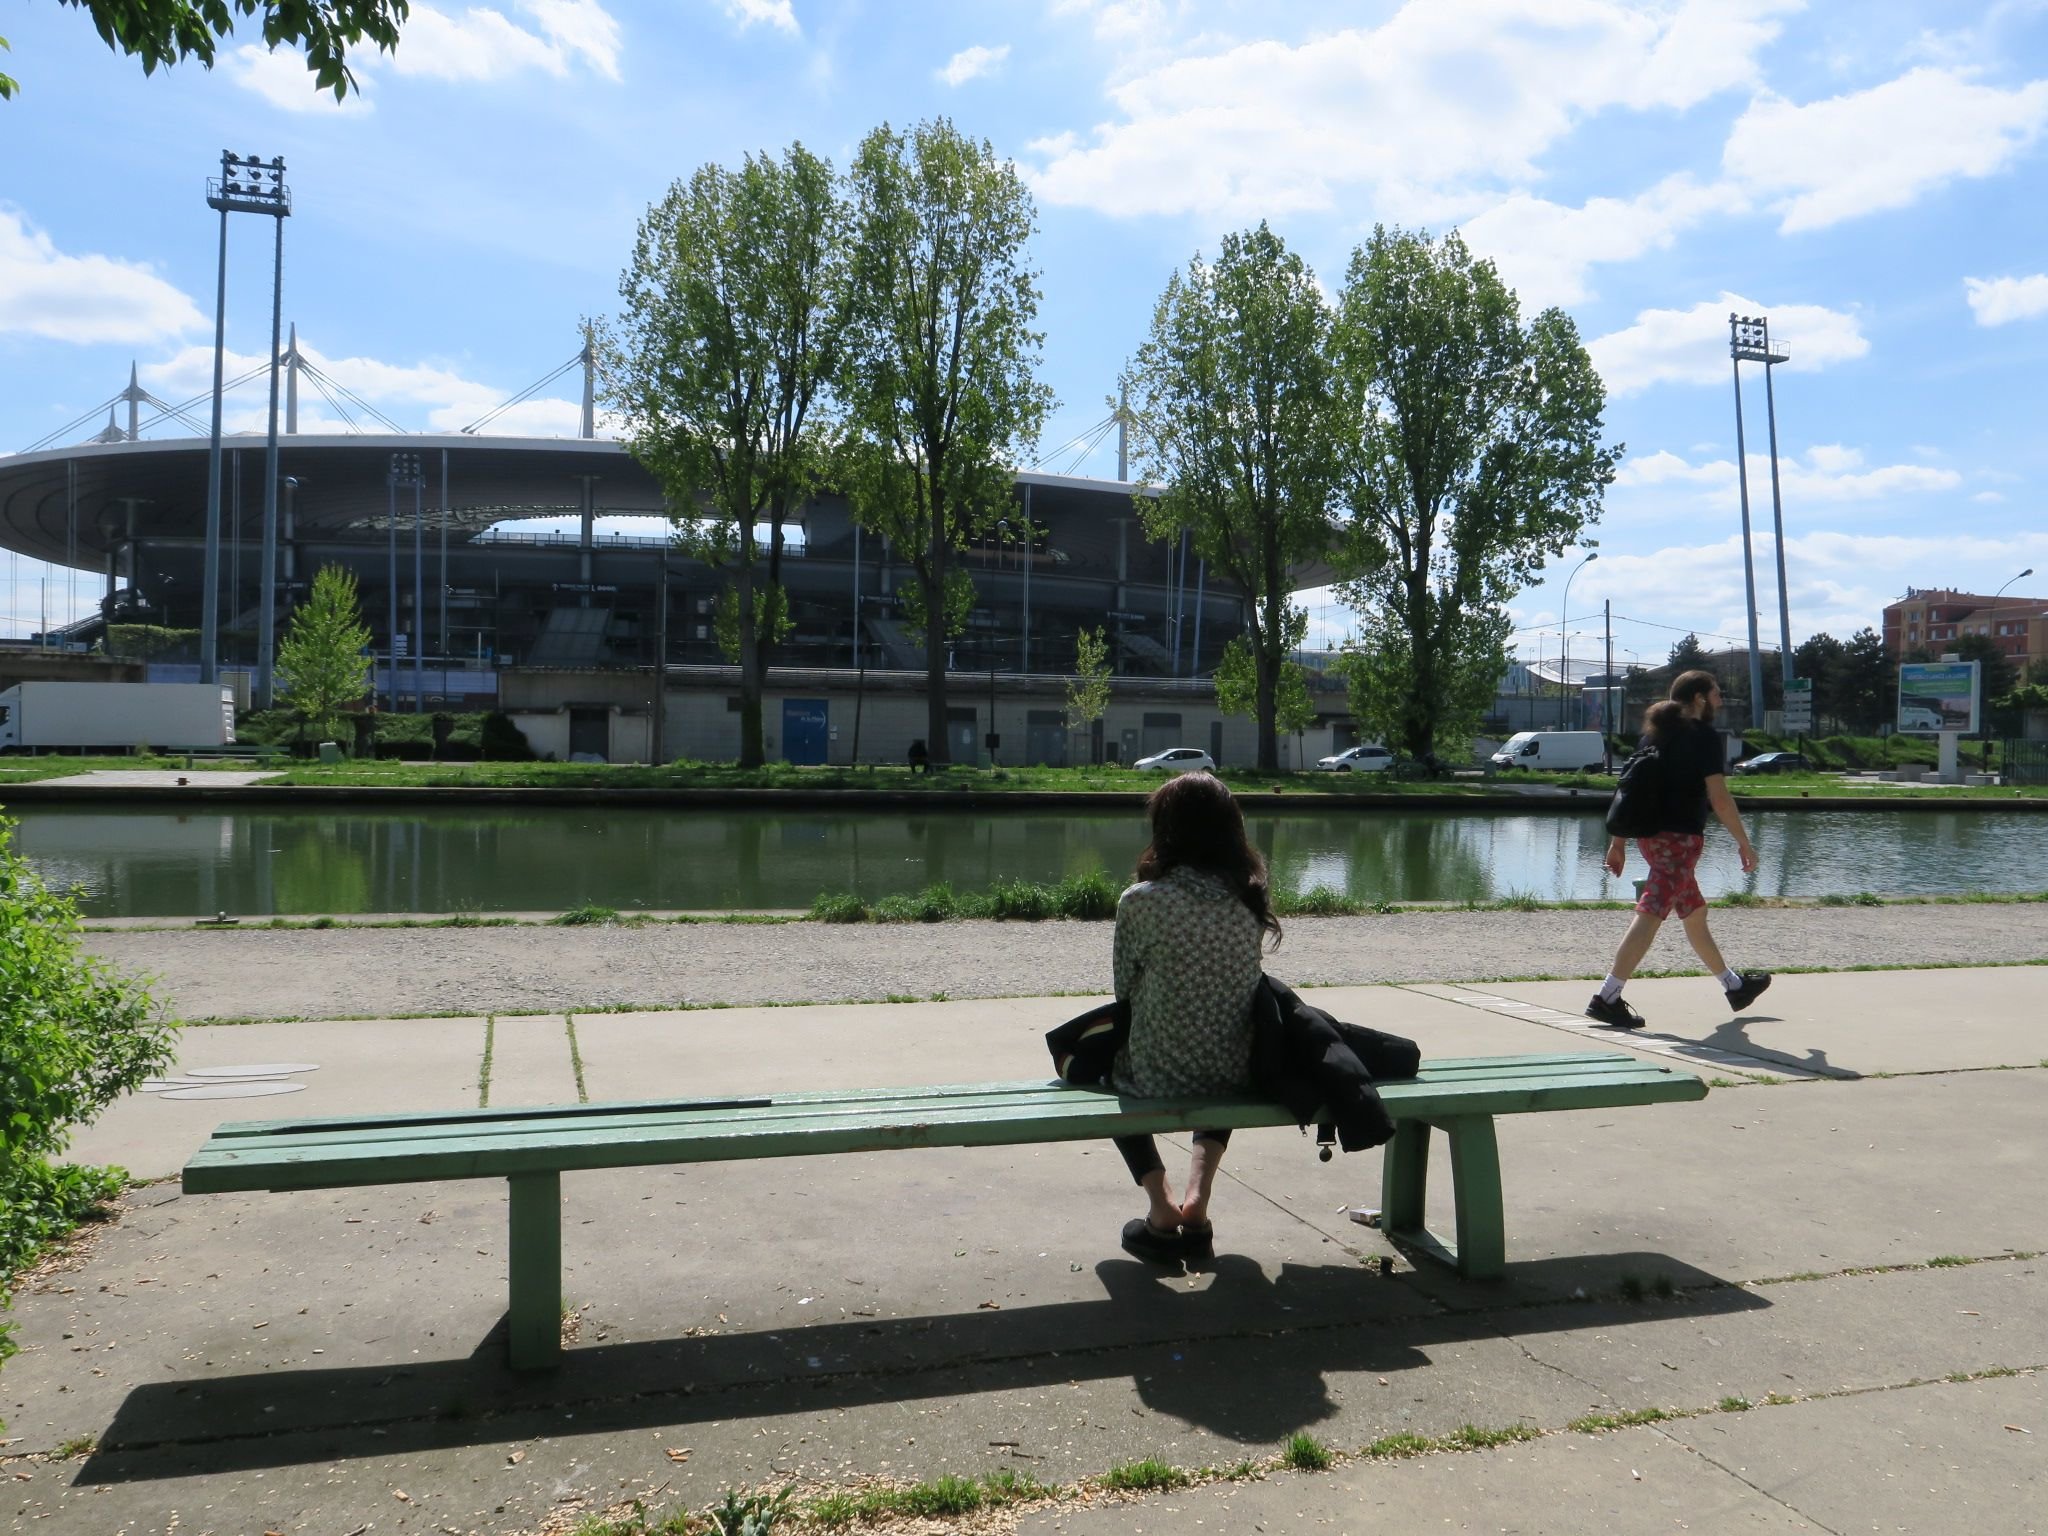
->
xmin=1884 ymin=587 xmax=2045 ymax=671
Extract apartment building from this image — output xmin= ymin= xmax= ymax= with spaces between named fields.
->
xmin=1884 ymin=586 xmax=2045 ymax=671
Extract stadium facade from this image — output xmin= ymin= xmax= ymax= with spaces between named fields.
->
xmin=0 ymin=415 xmax=1355 ymax=766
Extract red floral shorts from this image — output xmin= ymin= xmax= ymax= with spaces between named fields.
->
xmin=1635 ymin=833 xmax=1705 ymax=919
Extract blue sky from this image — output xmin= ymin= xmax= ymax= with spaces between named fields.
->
xmin=4 ymin=0 xmax=2047 ymax=672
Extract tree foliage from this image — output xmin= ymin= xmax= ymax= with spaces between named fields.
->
xmin=275 ymin=564 xmax=371 ymax=740
xmin=1334 ymin=227 xmax=1619 ymax=756
xmin=1125 ymin=223 xmax=1341 ymax=771
xmin=1794 ymin=627 xmax=1893 ymax=734
xmin=1 ymin=817 xmax=175 ymax=1374
xmin=605 ymin=144 xmax=847 ymax=767
xmin=1215 ymin=611 xmax=1316 ymax=739
xmin=4 ymin=0 xmax=409 ymax=101
xmin=838 ymin=118 xmax=1053 ymax=766
xmin=1065 ymin=625 xmax=1111 ymax=744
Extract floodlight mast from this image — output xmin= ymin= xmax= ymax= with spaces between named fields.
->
xmin=201 ymin=153 xmax=292 ymax=692
xmin=1729 ymin=313 xmax=1789 ymax=719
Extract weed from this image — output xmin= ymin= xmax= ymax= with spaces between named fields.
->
xmin=808 ymin=892 xmax=869 ymax=923
xmin=1219 ymin=1458 xmax=1263 ymax=1479
xmin=1618 ymin=1275 xmax=1646 ymax=1302
xmin=1928 ymin=1255 xmax=1977 ymax=1268
xmin=1101 ymin=1459 xmax=1188 ymax=1492
xmin=1568 ymin=1407 xmax=1668 ymax=1432
xmin=1281 ymin=1432 xmax=1333 ymax=1470
xmin=706 ymin=1484 xmax=795 ymax=1536
xmin=1707 ymin=1076 xmax=1739 ymax=1088
xmin=1720 ymin=891 xmax=1760 ymax=907
xmin=309 ymin=914 xmax=335 ymax=928
xmin=553 ymin=904 xmax=619 ymax=926
xmin=53 ymin=1434 xmax=96 ymax=1458
xmin=1447 ymin=1423 xmax=1541 ymax=1449
xmin=1718 ymin=1396 xmax=1752 ymax=1413
xmin=1364 ymin=1432 xmax=1435 ymax=1458
xmin=1275 ymin=885 xmax=1357 ymax=917
xmin=1762 ymin=1392 xmax=1797 ymax=1406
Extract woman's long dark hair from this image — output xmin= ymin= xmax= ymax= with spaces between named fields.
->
xmin=1643 ymin=699 xmax=1685 ymax=743
xmin=1135 ymin=771 xmax=1282 ymax=945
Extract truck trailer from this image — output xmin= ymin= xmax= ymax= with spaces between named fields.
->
xmin=0 ymin=681 xmax=236 ymax=752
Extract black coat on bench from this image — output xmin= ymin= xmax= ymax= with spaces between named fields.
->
xmin=1044 ymin=976 xmax=1419 ymax=1154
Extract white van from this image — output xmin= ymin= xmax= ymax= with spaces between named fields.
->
xmin=1490 ymin=730 xmax=1606 ymax=773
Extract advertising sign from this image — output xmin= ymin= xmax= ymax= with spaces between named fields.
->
xmin=1897 ymin=662 xmax=1978 ymax=735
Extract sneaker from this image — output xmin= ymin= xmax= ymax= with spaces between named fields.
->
xmin=1725 ymin=972 xmax=1773 ymax=1013
xmin=1585 ymin=992 xmax=1645 ymax=1029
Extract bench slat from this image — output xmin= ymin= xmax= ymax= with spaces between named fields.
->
xmin=198 ymin=1051 xmax=1662 ymax=1144
xmin=185 ymin=1057 xmax=1704 ymax=1195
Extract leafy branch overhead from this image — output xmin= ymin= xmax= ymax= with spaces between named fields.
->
xmin=5 ymin=0 xmax=411 ymax=100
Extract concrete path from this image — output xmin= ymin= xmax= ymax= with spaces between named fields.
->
xmin=5 ymin=968 xmax=2044 ymax=1535
xmin=25 ymin=768 xmax=284 ymax=788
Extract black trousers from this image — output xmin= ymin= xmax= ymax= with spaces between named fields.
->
xmin=1113 ymin=1129 xmax=1232 ymax=1185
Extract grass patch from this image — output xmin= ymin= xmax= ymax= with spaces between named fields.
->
xmin=1569 ymin=1408 xmax=1670 ymax=1432
xmin=1928 ymin=1254 xmax=1978 ymax=1268
xmin=1364 ymin=1432 xmax=1436 ymax=1459
xmin=53 ymin=1434 xmax=97 ymax=1458
xmin=1100 ymin=1459 xmax=1189 ymax=1492
xmin=1717 ymin=1396 xmax=1752 ymax=1413
xmin=1446 ymin=1422 xmax=1541 ymax=1450
xmin=552 ymin=904 xmax=619 ymax=926
xmin=477 ymin=1016 xmax=495 ymax=1107
xmin=1281 ymin=1432 xmax=1333 ymax=1471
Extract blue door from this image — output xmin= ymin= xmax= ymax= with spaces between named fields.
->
xmin=782 ymin=698 xmax=829 ymax=764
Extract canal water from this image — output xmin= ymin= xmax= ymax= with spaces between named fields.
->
xmin=9 ymin=803 xmax=2046 ymax=917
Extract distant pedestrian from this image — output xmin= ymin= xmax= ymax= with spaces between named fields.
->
xmin=1586 ymin=671 xmax=1771 ymax=1029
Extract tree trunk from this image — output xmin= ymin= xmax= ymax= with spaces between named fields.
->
xmin=736 ymin=563 xmax=763 ymax=768
xmin=1255 ymin=644 xmax=1279 ymax=771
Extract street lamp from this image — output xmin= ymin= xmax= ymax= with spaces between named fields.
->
xmin=1559 ymin=551 xmax=1597 ymax=729
xmin=1987 ymin=566 xmax=2034 ymax=759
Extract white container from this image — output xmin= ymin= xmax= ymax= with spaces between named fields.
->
xmin=0 ymin=682 xmax=235 ymax=752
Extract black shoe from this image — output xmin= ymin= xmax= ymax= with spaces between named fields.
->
xmin=1725 ymin=972 xmax=1772 ymax=1013
xmin=1120 ymin=1218 xmax=1187 ymax=1265
xmin=1585 ymin=992 xmax=1645 ymax=1029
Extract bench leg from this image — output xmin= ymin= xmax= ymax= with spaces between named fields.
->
xmin=506 ymin=1171 xmax=562 ymax=1371
xmin=1377 ymin=1116 xmax=1506 ymax=1281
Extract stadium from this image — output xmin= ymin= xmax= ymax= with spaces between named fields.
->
xmin=0 ymin=348 xmax=1351 ymax=766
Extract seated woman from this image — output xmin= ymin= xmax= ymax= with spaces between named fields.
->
xmin=1110 ymin=770 xmax=1281 ymax=1262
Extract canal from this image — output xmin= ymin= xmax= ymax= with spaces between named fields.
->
xmin=9 ymin=803 xmax=2046 ymax=917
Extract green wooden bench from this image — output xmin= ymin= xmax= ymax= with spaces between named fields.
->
xmin=183 ymin=1050 xmax=1705 ymax=1370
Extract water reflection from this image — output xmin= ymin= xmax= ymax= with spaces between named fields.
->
xmin=10 ymin=804 xmax=2046 ymax=918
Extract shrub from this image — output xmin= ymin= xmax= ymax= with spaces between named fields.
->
xmin=480 ymin=712 xmax=537 ymax=761
xmin=0 ymin=818 xmax=176 ymax=1382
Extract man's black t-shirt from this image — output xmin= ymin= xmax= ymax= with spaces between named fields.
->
xmin=1657 ymin=718 xmax=1726 ymax=835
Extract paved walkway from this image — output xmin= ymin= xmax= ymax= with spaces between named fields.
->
xmin=24 ymin=768 xmax=284 ymax=788
xmin=6 ymin=967 xmax=2044 ymax=1534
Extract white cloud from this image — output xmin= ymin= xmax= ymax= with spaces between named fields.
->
xmin=1723 ymin=67 xmax=2048 ymax=233
xmin=0 ymin=210 xmax=205 ymax=346
xmin=1050 ymin=0 xmax=1169 ymax=46
xmin=720 ymin=0 xmax=798 ymax=36
xmin=1965 ymin=273 xmax=2048 ymax=326
xmin=1025 ymin=0 xmax=1798 ymax=218
xmin=390 ymin=0 xmax=622 ymax=82
xmin=1612 ymin=444 xmax=1960 ymax=505
xmin=939 ymin=43 xmax=1010 ymax=87
xmin=1973 ymin=490 xmax=2007 ymax=503
xmin=1459 ymin=174 xmax=1747 ymax=309
xmin=1588 ymin=294 xmax=1869 ymax=396
xmin=221 ymin=45 xmax=375 ymax=112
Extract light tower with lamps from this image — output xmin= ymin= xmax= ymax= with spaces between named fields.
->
xmin=1729 ymin=314 xmax=1789 ymax=721
xmin=1559 ymin=550 xmax=1597 ymax=729
xmin=200 ymin=152 xmax=292 ymax=691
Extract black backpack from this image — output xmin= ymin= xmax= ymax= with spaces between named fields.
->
xmin=1604 ymin=743 xmax=1666 ymax=838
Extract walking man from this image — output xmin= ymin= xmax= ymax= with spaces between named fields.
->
xmin=1586 ymin=670 xmax=1772 ymax=1029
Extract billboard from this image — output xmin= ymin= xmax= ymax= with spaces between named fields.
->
xmin=1897 ymin=661 xmax=1979 ymax=735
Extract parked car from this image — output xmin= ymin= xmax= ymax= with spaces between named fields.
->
xmin=1734 ymin=751 xmax=1809 ymax=775
xmin=1131 ymin=746 xmax=1216 ymax=773
xmin=1316 ymin=743 xmax=1396 ymax=772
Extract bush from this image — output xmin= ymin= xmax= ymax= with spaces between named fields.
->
xmin=480 ymin=712 xmax=537 ymax=761
xmin=0 ymin=818 xmax=175 ymax=1382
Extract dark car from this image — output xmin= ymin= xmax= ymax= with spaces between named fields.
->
xmin=1733 ymin=751 xmax=1809 ymax=775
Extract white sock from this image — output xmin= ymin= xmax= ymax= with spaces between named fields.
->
xmin=1720 ymin=968 xmax=1742 ymax=990
xmin=1599 ymin=974 xmax=1625 ymax=1002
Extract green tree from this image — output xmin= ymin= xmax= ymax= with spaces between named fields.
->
xmin=1215 ymin=611 xmax=1317 ymax=744
xmin=605 ymin=144 xmax=847 ymax=768
xmin=1125 ymin=223 xmax=1342 ymax=771
xmin=1832 ymin=626 xmax=1893 ymax=734
xmin=1065 ymin=625 xmax=1111 ymax=760
xmin=838 ymin=118 xmax=1053 ymax=767
xmin=275 ymin=564 xmax=371 ymax=742
xmin=1 ymin=817 xmax=175 ymax=1376
xmin=4 ymin=0 xmax=408 ymax=100
xmin=1333 ymin=227 xmax=1619 ymax=757
xmin=1950 ymin=632 xmax=2019 ymax=709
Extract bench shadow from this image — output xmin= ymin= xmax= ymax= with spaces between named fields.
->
xmin=76 ymin=1251 xmax=1766 ymax=1483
